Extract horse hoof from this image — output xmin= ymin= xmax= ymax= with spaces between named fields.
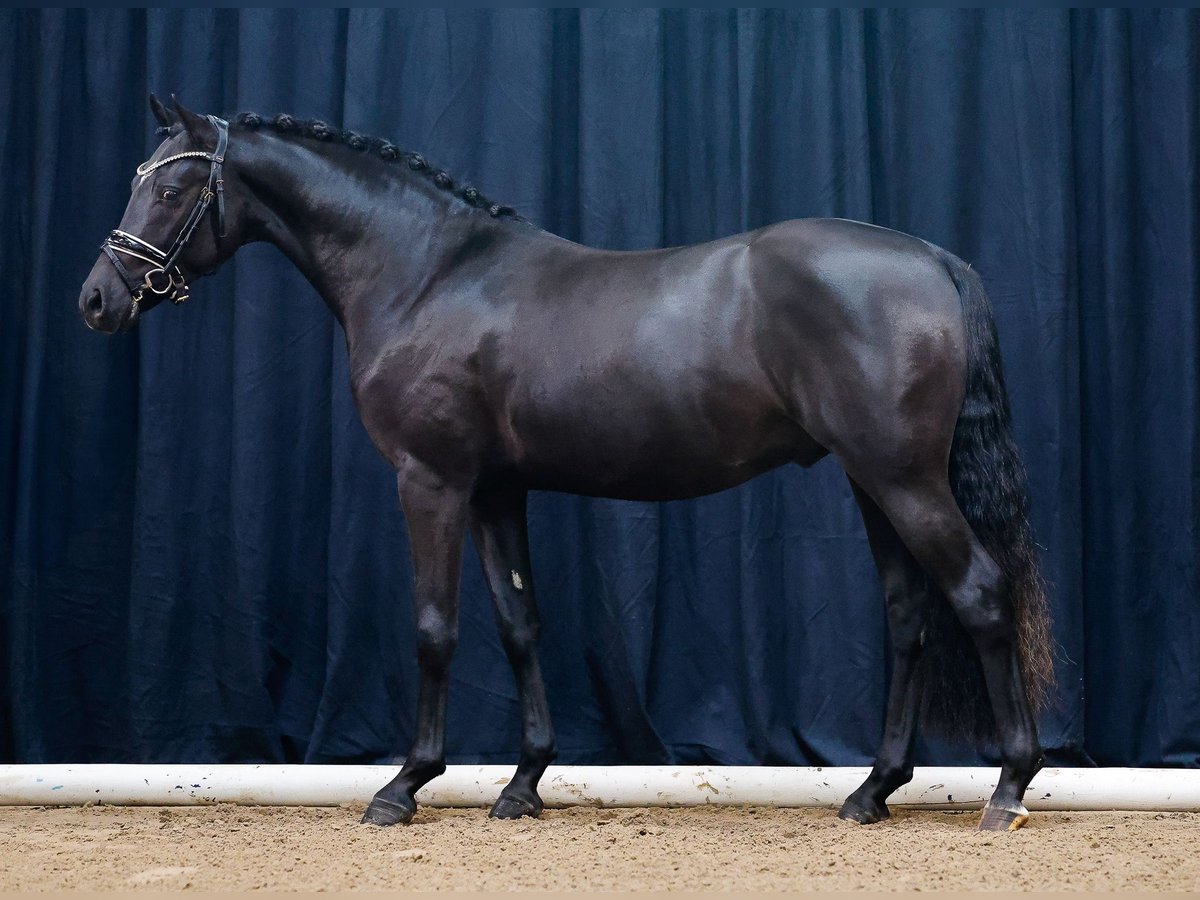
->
xmin=978 ymin=801 xmax=1029 ymax=832
xmin=837 ymin=797 xmax=890 ymax=825
xmin=489 ymin=793 xmax=543 ymax=820
xmin=360 ymin=795 xmax=416 ymax=826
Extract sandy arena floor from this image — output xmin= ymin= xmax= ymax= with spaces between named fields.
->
xmin=1 ymin=804 xmax=1197 ymax=891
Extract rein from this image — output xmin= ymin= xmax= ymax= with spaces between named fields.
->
xmin=101 ymin=115 xmax=229 ymax=306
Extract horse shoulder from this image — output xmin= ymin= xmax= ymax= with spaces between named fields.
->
xmin=345 ymin=306 xmax=497 ymax=473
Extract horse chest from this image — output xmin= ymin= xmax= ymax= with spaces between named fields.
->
xmin=349 ymin=347 xmax=487 ymax=469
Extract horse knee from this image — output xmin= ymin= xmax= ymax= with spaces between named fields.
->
xmin=416 ymin=609 xmax=458 ymax=670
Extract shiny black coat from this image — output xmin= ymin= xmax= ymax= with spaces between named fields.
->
xmin=80 ymin=97 xmax=1049 ymax=832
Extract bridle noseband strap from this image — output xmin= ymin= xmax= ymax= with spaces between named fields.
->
xmin=102 ymin=115 xmax=229 ymax=306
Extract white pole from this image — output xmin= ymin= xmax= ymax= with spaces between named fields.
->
xmin=0 ymin=765 xmax=1197 ymax=811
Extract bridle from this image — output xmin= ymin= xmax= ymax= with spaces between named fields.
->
xmin=101 ymin=115 xmax=228 ymax=306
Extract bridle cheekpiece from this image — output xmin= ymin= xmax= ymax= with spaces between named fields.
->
xmin=101 ymin=114 xmax=229 ymax=306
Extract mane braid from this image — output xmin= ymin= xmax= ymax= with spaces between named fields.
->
xmin=229 ymin=112 xmax=524 ymax=222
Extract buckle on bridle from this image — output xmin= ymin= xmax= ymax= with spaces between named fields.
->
xmin=128 ymin=266 xmax=187 ymax=306
xmin=144 ymin=267 xmax=188 ymax=304
xmin=143 ymin=267 xmax=175 ymax=295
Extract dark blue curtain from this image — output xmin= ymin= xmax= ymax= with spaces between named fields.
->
xmin=2 ymin=10 xmax=1197 ymax=768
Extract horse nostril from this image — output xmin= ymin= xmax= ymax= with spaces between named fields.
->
xmin=85 ymin=289 xmax=104 ymax=315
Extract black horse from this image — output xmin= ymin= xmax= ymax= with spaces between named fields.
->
xmin=79 ymin=96 xmax=1054 ymax=832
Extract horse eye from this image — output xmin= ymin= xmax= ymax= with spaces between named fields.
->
xmin=160 ymin=188 xmax=179 ymax=201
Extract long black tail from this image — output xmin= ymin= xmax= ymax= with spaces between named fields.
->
xmin=918 ymin=246 xmax=1055 ymax=739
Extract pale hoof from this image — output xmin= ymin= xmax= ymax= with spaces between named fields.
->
xmin=978 ymin=800 xmax=1029 ymax=832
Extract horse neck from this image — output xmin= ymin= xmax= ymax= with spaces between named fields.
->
xmin=237 ymin=131 xmax=478 ymax=341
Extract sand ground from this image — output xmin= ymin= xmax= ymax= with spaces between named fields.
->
xmin=1 ymin=804 xmax=1197 ymax=891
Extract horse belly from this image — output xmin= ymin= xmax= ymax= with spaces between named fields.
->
xmin=505 ymin=380 xmax=822 ymax=501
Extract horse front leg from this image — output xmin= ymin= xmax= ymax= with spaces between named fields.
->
xmin=469 ymin=485 xmax=557 ymax=819
xmin=362 ymin=463 xmax=469 ymax=826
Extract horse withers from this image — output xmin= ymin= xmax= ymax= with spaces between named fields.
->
xmin=79 ymin=95 xmax=1054 ymax=832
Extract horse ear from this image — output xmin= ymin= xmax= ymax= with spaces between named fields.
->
xmin=149 ymin=93 xmax=176 ymax=129
xmin=170 ymin=94 xmax=211 ymax=142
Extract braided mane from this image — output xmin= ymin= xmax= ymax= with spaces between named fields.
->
xmin=221 ymin=112 xmax=523 ymax=222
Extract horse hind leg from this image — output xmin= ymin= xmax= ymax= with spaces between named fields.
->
xmin=838 ymin=480 xmax=933 ymax=825
xmin=859 ymin=473 xmax=1043 ymax=832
